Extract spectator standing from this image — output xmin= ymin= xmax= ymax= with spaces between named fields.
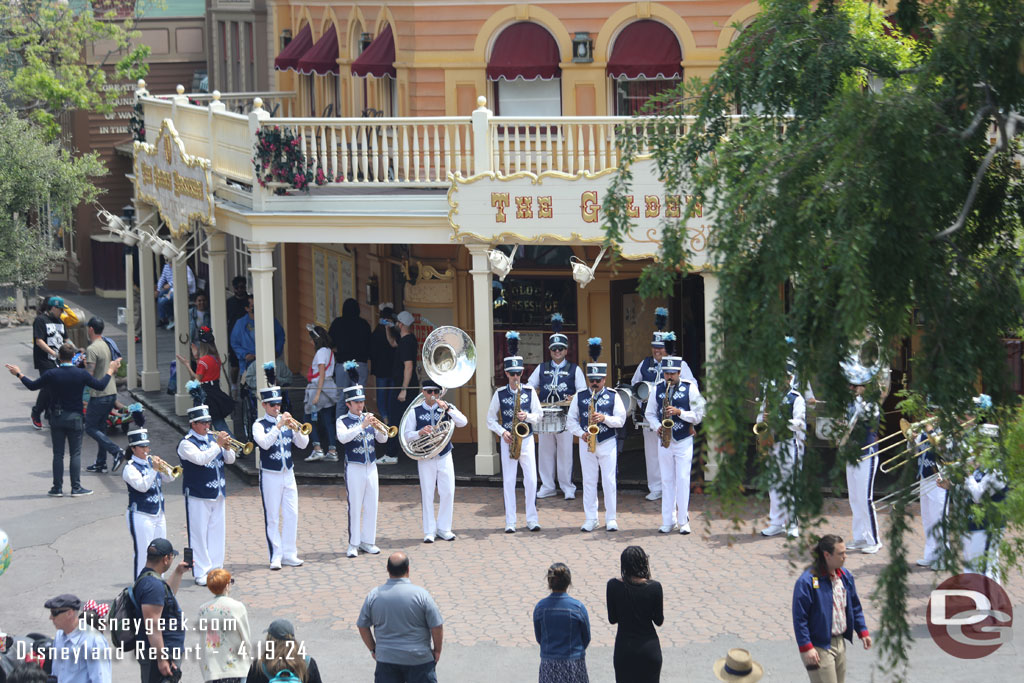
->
xmin=156 ymin=260 xmax=196 ymax=329
xmin=368 ymin=305 xmax=397 ymax=424
xmin=226 ymin=277 xmax=250 ymax=388
xmin=303 ymin=325 xmax=338 ymax=462
xmin=245 ymin=619 xmax=323 ymax=683
xmin=230 ymin=296 xmax=285 ymax=377
xmin=606 ymin=546 xmax=664 ymax=682
xmin=176 ymin=329 xmax=235 ymax=434
xmin=135 ymin=538 xmax=189 ymax=683
xmin=44 ymin=593 xmax=111 ymax=683
xmin=533 ymin=563 xmax=590 ymax=683
xmin=30 ymin=296 xmax=66 ymax=429
xmin=83 ymin=317 xmax=126 ymax=474
xmin=7 ymin=343 xmax=121 ymax=497
xmin=792 ymin=535 xmax=871 ymax=683
xmin=357 ymin=551 xmax=443 ymax=682
xmin=329 ymin=298 xmax=371 ymax=389
xmin=387 ymin=311 xmax=419 ymax=463
xmin=198 ymin=569 xmax=252 ymax=683
xmin=189 ymin=292 xmax=211 ymax=343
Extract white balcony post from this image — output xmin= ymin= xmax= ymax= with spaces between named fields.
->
xmin=124 ymin=247 xmax=137 ymax=390
xmin=172 ymin=244 xmax=191 ymax=415
xmin=248 ymin=241 xmax=277 ymax=417
xmin=701 ymin=270 xmax=721 ymax=480
xmin=206 ymin=230 xmax=230 ymax=397
xmin=468 ymin=244 xmax=498 ymax=475
xmin=248 ymin=98 xmax=271 ymax=211
xmin=171 ymin=84 xmax=187 ymax=120
xmin=138 ymin=240 xmax=160 ymax=392
xmin=471 ymin=96 xmax=493 ymax=176
xmin=207 ymin=91 xmax=225 ymax=168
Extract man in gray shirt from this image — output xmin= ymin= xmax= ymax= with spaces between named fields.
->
xmin=357 ymin=551 xmax=444 ymax=682
xmin=83 ymin=317 xmax=125 ymax=473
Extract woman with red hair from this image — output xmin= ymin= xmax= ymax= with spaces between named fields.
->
xmin=197 ymin=569 xmax=252 ymax=682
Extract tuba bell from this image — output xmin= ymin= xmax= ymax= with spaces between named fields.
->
xmin=398 ymin=326 xmax=477 ymax=460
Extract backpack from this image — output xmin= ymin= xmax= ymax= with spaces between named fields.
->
xmin=103 ymin=336 xmax=122 ymax=361
xmin=107 ymin=570 xmax=171 ymax=649
xmin=261 ymin=656 xmax=311 ymax=682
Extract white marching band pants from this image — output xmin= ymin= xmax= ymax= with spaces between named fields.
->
xmin=846 ymin=454 xmax=880 ymax=546
xmin=537 ymin=430 xmax=576 ymax=497
xmin=185 ymin=495 xmax=226 ymax=581
xmin=920 ymin=484 xmax=947 ymax=564
xmin=127 ymin=509 xmax=166 ymax=579
xmin=579 ymin=439 xmax=617 ymax=522
xmin=642 ymin=428 xmax=663 ymax=495
xmin=346 ymin=461 xmax=379 ymax=547
xmin=418 ymin=454 xmax=456 ymax=536
xmin=767 ymin=439 xmax=804 ymax=532
xmin=500 ymin=437 xmax=538 ymax=527
xmin=260 ymin=468 xmax=299 ymax=562
xmin=963 ymin=530 xmax=1002 ymax=584
xmin=658 ymin=435 xmax=693 ymax=528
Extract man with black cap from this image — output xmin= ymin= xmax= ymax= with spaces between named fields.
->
xmin=252 ymin=384 xmax=308 ymax=570
xmin=177 ymin=401 xmax=235 ymax=585
xmin=336 ymin=375 xmax=388 ymax=558
xmin=385 ymin=310 xmax=419 ymax=464
xmin=123 ymin=407 xmax=176 ymax=579
xmin=567 ymin=338 xmax=626 ymax=532
xmin=30 ymin=295 xmax=66 ymax=429
xmin=404 ymin=378 xmax=468 ymax=543
xmin=135 ymin=538 xmax=188 ymax=683
xmin=45 ymin=593 xmax=111 ymax=682
xmin=486 ymin=331 xmax=542 ymax=533
xmin=527 ymin=313 xmax=585 ymax=500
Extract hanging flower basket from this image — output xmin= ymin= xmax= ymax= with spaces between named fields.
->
xmin=252 ymin=126 xmax=333 ymax=195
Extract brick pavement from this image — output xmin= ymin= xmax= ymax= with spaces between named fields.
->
xmin=191 ymin=483 xmax=1024 ymax=651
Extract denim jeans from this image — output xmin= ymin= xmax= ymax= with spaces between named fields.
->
xmin=50 ymin=410 xmax=84 ymax=491
xmin=211 ymin=417 xmax=231 ymax=435
xmin=389 ymin=387 xmax=414 ymax=457
xmin=374 ymin=377 xmax=394 ymax=423
xmin=85 ymin=394 xmax=120 ymax=465
xmin=374 ymin=660 xmax=437 ymax=683
xmin=157 ymin=290 xmax=174 ymax=322
xmin=33 ymin=359 xmax=57 ymax=419
xmin=312 ymin=403 xmax=337 ymax=451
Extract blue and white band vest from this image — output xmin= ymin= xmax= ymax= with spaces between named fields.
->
xmin=179 ymin=434 xmax=227 ymax=499
xmin=575 ymin=389 xmax=617 ymax=444
xmin=498 ymin=385 xmax=534 ymax=437
xmin=654 ymin=380 xmax=693 ymax=442
xmin=967 ymin=469 xmax=1008 ymax=532
xmin=341 ymin=414 xmax=377 ymax=464
xmin=413 ymin=403 xmax=456 ymax=458
xmin=847 ymin=401 xmax=878 ymax=451
xmin=537 ymin=361 xmax=579 ymax=403
xmin=257 ymin=416 xmax=294 ymax=472
xmin=126 ymin=459 xmax=164 ymax=515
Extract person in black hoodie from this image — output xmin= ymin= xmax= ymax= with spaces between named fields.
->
xmin=329 ymin=298 xmax=371 ymax=390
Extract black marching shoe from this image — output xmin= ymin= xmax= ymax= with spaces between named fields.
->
xmin=86 ymin=463 xmax=107 ymax=473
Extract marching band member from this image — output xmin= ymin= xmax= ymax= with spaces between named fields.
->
xmin=915 ymin=418 xmax=946 ymax=569
xmin=177 ymin=391 xmax=236 ymax=586
xmin=842 ymin=383 xmax=882 ymax=554
xmin=336 ymin=362 xmax=387 ymax=558
xmin=251 ymin=383 xmax=308 ymax=570
xmin=486 ymin=331 xmax=542 ymax=533
xmin=759 ymin=366 xmax=806 ymax=539
xmin=959 ymin=458 xmax=1008 ymax=584
xmin=405 ymin=378 xmax=468 ymax=543
xmin=528 ymin=313 xmax=585 ymax=500
xmin=566 ymin=338 xmax=626 ymax=532
xmin=646 ymin=355 xmax=704 ymax=534
xmin=123 ymin=406 xmax=174 ymax=578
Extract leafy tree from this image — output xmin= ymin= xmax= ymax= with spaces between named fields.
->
xmin=604 ymin=0 xmax=1023 ymax=674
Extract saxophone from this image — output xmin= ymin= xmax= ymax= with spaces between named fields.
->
xmin=585 ymin=389 xmax=600 ymax=452
xmin=509 ymin=383 xmax=531 ymax=460
xmin=660 ymin=380 xmax=676 ymax=448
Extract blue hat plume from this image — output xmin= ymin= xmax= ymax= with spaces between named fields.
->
xmin=505 ymin=330 xmax=520 ymax=356
xmin=662 ymin=331 xmax=676 ymax=354
xmin=129 ymin=403 xmax=145 ymax=428
xmin=186 ymin=379 xmax=206 ymax=407
xmin=344 ymin=359 xmax=360 ymax=385
xmin=263 ymin=361 xmax=277 ymax=386
xmin=551 ymin=313 xmax=564 ymax=334
xmin=654 ymin=307 xmax=668 ymax=331
xmin=588 ymin=337 xmax=602 ymax=362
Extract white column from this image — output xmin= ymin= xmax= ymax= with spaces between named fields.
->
xmin=172 ymin=243 xmax=191 ymax=414
xmin=248 ymin=241 xmax=277 ymax=417
xmin=700 ymin=270 xmax=721 ymax=481
xmin=248 ymin=100 xmax=270 ymax=212
xmin=125 ymin=247 xmax=137 ymax=390
xmin=471 ymin=97 xmax=492 ymax=175
xmin=468 ymin=244 xmax=498 ymax=475
xmin=138 ymin=239 xmax=160 ymax=392
xmin=207 ymin=231 xmax=230 ymax=395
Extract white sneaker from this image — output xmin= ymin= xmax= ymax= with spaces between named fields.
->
xmin=861 ymin=543 xmax=883 ymax=554
xmin=527 ymin=523 xmax=541 ymax=532
xmin=347 ymin=545 xmax=359 ymax=558
xmin=580 ymin=519 xmax=598 ymax=532
xmin=537 ymin=488 xmax=557 ymax=499
xmin=787 ymin=527 xmax=800 ymax=539
xmin=359 ymin=543 xmax=381 ymax=554
xmin=915 ymin=557 xmax=934 ymax=567
xmin=606 ymin=520 xmax=619 ymax=532
xmin=504 ymin=525 xmax=516 ymax=534
xmin=437 ymin=530 xmax=457 ymax=541
xmin=282 ymin=557 xmax=304 ymax=567
xmin=323 ymin=450 xmax=339 ymax=462
xmin=194 ymin=575 xmax=207 ymax=586
xmin=564 ymin=492 xmax=576 ymax=500
xmin=270 ymin=558 xmax=282 ymax=570
xmin=760 ymin=525 xmax=785 ymax=537
xmin=645 ymin=491 xmax=662 ymax=501
xmin=846 ymin=539 xmax=867 ymax=550
xmin=423 ymin=534 xmax=435 ymax=543
xmin=377 ymin=455 xmax=398 ymax=465
xmin=658 ymin=525 xmax=674 ymax=534
xmin=679 ymin=522 xmax=692 ymax=535
xmin=306 ymin=449 xmax=325 ymax=462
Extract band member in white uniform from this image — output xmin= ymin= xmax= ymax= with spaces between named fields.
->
xmin=177 ymin=402 xmax=235 ymax=585
xmin=528 ymin=313 xmax=585 ymax=500
xmin=123 ymin=408 xmax=173 ymax=578
xmin=252 ymin=385 xmax=308 ymax=570
xmin=843 ymin=384 xmax=882 ymax=554
xmin=336 ymin=365 xmax=388 ymax=558
xmin=759 ymin=367 xmax=806 ymax=539
xmin=486 ymin=331 xmax=542 ymax=533
xmin=646 ymin=356 xmax=704 ymax=534
xmin=958 ymin=459 xmax=1008 ymax=584
xmin=405 ymin=378 xmax=468 ymax=543
xmin=566 ymin=338 xmax=626 ymax=532
xmin=915 ymin=419 xmax=947 ymax=569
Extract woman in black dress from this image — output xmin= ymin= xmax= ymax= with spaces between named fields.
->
xmin=606 ymin=545 xmax=664 ymax=682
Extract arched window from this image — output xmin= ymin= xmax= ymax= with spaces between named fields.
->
xmin=606 ymin=20 xmax=682 ymax=115
xmin=487 ymin=22 xmax=562 ymax=116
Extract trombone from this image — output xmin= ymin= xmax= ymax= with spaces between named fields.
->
xmin=216 ymin=431 xmax=255 ymax=455
xmin=365 ymin=413 xmax=398 ymax=438
xmin=148 ymin=455 xmax=182 ymax=480
xmin=281 ymin=413 xmax=313 ymax=435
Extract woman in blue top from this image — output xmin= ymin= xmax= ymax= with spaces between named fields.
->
xmin=533 ymin=562 xmax=591 ymax=683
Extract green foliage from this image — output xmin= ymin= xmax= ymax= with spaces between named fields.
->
xmin=0 ymin=105 xmax=105 ymax=287
xmin=604 ymin=0 xmax=1024 ymax=671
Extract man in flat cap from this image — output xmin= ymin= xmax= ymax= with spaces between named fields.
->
xmin=45 ymin=593 xmax=112 ymax=683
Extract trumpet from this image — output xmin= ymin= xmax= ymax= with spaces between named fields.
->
xmin=281 ymin=413 xmax=313 ymax=435
xmin=148 ymin=455 xmax=182 ymax=479
xmin=216 ymin=431 xmax=255 ymax=455
xmin=365 ymin=413 xmax=398 ymax=438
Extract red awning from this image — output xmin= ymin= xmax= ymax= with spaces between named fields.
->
xmin=487 ymin=22 xmax=561 ymax=81
xmin=351 ymin=24 xmax=396 ymax=78
xmin=274 ymin=23 xmax=313 ymax=72
xmin=297 ymin=24 xmax=338 ymax=75
xmin=606 ymin=20 xmax=682 ymax=80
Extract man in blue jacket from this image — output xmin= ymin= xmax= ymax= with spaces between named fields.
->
xmin=792 ymin=534 xmax=872 ymax=682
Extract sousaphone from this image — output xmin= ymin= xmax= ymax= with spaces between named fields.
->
xmin=398 ymin=326 xmax=477 ymax=460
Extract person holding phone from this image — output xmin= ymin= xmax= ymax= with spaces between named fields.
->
xmin=135 ymin=539 xmax=189 ymax=683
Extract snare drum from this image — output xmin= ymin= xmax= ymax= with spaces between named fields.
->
xmin=537 ymin=407 xmax=568 ymax=433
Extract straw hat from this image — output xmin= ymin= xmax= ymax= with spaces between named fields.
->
xmin=713 ymin=648 xmax=763 ymax=682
